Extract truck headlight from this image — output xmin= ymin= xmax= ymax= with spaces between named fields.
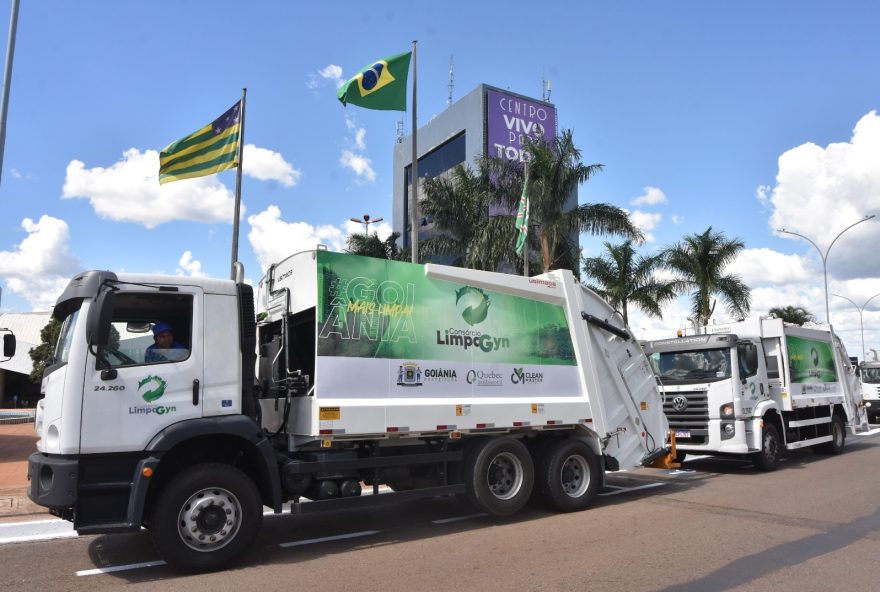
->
xmin=867 ymin=401 xmax=873 ymax=408
xmin=720 ymin=403 xmax=735 ymax=418
xmin=721 ymin=422 xmax=735 ymax=440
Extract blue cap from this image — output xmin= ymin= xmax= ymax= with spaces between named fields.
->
xmin=152 ymin=322 xmax=173 ymax=336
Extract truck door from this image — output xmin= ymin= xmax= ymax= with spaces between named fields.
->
xmin=79 ymin=287 xmax=204 ymax=454
xmin=737 ymin=341 xmax=768 ymax=412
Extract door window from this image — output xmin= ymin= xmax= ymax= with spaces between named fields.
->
xmin=97 ymin=292 xmax=193 ymax=368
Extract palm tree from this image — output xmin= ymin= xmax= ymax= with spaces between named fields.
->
xmin=419 ymin=160 xmax=519 ymax=271
xmin=769 ymin=305 xmax=814 ymax=326
xmin=345 ymin=231 xmax=404 ymax=260
xmin=663 ymin=226 xmax=751 ymax=328
xmin=524 ymin=129 xmax=643 ymax=273
xmin=582 ymin=240 xmax=677 ymax=325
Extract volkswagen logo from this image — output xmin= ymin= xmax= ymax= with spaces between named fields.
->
xmin=672 ymin=395 xmax=689 ymax=412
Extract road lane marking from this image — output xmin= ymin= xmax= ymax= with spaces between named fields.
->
xmin=432 ymin=513 xmax=487 ymax=524
xmin=279 ymin=530 xmax=379 ymax=548
xmin=857 ymin=427 xmax=880 ymax=436
xmin=597 ymin=482 xmax=666 ymax=497
xmin=76 ymin=561 xmax=166 ymax=576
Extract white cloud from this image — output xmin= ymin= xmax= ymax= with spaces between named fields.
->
xmin=630 ymin=186 xmax=667 ymax=206
xmin=63 ymin=145 xmax=299 ymax=228
xmin=766 ymin=110 xmax=880 ymax=279
xmin=671 ymin=215 xmax=683 ymax=225
xmin=629 ymin=210 xmax=662 ymax=243
xmin=0 ymin=215 xmax=81 ymax=310
xmin=247 ymin=206 xmax=346 ymax=271
xmin=728 ymin=248 xmax=812 ymax=286
xmin=62 ymin=148 xmax=238 ymax=228
xmin=340 ymin=149 xmax=376 ymax=182
xmin=308 ymin=64 xmax=345 ymax=89
xmin=176 ymin=251 xmax=208 ymax=277
xmin=243 ymin=144 xmax=301 ymax=187
xmin=354 ymin=128 xmax=367 ymax=151
xmin=320 ymin=64 xmax=345 ymax=87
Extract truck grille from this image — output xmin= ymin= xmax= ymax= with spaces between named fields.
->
xmin=663 ymin=391 xmax=709 ymax=444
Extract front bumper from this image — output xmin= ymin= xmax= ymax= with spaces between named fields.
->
xmin=27 ymin=452 xmax=78 ymax=512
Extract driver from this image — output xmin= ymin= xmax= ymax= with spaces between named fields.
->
xmin=145 ymin=322 xmax=187 ymax=362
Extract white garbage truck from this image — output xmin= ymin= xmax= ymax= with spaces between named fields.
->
xmin=860 ymin=359 xmax=880 ymax=423
xmin=28 ymin=250 xmax=671 ymax=571
xmin=642 ymin=317 xmax=867 ymax=470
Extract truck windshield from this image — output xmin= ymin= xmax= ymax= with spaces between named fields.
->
xmin=648 ymin=347 xmax=732 ymax=382
xmin=863 ymin=367 xmax=880 ymax=384
xmin=54 ymin=307 xmax=81 ymax=366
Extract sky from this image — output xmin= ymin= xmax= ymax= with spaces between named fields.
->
xmin=0 ymin=1 xmax=879 ymax=361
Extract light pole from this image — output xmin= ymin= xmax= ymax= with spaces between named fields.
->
xmin=777 ymin=214 xmax=875 ymax=325
xmin=832 ymin=292 xmax=880 ymax=362
xmin=349 ymin=214 xmax=384 ymax=234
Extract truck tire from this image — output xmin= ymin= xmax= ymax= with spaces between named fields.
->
xmin=464 ymin=437 xmax=534 ymax=517
xmin=535 ymin=439 xmax=599 ymax=512
xmin=812 ymin=415 xmax=846 ymax=455
xmin=753 ymin=422 xmax=781 ymax=471
xmin=150 ymin=463 xmax=263 ymax=572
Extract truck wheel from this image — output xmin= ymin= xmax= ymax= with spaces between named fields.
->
xmin=813 ymin=415 xmax=846 ymax=455
xmin=464 ymin=437 xmax=534 ymax=517
xmin=535 ymin=439 xmax=599 ymax=512
xmin=150 ymin=463 xmax=263 ymax=572
xmin=753 ymin=423 xmax=781 ymax=471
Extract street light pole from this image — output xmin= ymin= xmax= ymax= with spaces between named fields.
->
xmin=777 ymin=214 xmax=875 ymax=325
xmin=832 ymin=292 xmax=880 ymax=362
xmin=349 ymin=213 xmax=384 ymax=234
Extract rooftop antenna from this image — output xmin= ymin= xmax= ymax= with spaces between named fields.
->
xmin=447 ymin=54 xmax=454 ymax=107
xmin=396 ymin=119 xmax=404 ymax=143
xmin=542 ymin=76 xmax=552 ymax=102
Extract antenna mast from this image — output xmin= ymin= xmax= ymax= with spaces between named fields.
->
xmin=396 ymin=119 xmax=404 ymax=144
xmin=542 ymin=76 xmax=552 ymax=102
xmin=447 ymin=55 xmax=454 ymax=107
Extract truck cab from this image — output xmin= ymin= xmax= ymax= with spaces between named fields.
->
xmin=861 ymin=361 xmax=880 ymax=422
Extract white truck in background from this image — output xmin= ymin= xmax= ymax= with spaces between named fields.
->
xmin=860 ymin=358 xmax=880 ymax=423
xmin=642 ymin=317 xmax=867 ymax=470
xmin=27 ymin=250 xmax=672 ymax=571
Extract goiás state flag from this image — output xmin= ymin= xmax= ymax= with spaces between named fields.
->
xmin=159 ymin=100 xmax=242 ymax=184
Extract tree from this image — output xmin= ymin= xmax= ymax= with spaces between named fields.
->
xmin=346 ymin=231 xmax=404 ymax=260
xmin=524 ymin=129 xmax=643 ymax=273
xmin=419 ymin=160 xmax=520 ymax=271
xmin=29 ymin=318 xmax=61 ymax=384
xmin=582 ymin=240 xmax=677 ymax=325
xmin=663 ymin=226 xmax=751 ymax=328
xmin=769 ymin=305 xmax=814 ymax=326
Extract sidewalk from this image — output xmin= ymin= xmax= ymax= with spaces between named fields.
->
xmin=0 ymin=420 xmax=46 ymax=520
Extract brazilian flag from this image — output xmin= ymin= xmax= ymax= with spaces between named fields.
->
xmin=159 ymin=101 xmax=241 ymax=184
xmin=337 ymin=51 xmax=412 ymax=111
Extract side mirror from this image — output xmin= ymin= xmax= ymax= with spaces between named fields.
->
xmin=2 ymin=333 xmax=15 ymax=358
xmin=86 ymin=289 xmax=115 ymax=347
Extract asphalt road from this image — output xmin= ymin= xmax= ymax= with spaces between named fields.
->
xmin=3 ymin=430 xmax=880 ymax=592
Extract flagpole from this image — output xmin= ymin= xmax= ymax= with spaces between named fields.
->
xmin=0 ymin=0 xmax=20 ymax=189
xmin=230 ymin=87 xmax=247 ymax=279
xmin=522 ymin=161 xmax=529 ymax=277
xmin=410 ymin=40 xmax=419 ymax=264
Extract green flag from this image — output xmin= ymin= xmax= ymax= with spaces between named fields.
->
xmin=337 ymin=51 xmax=412 ymax=111
xmin=514 ymin=169 xmax=530 ymax=255
xmin=159 ymin=100 xmax=241 ymax=184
